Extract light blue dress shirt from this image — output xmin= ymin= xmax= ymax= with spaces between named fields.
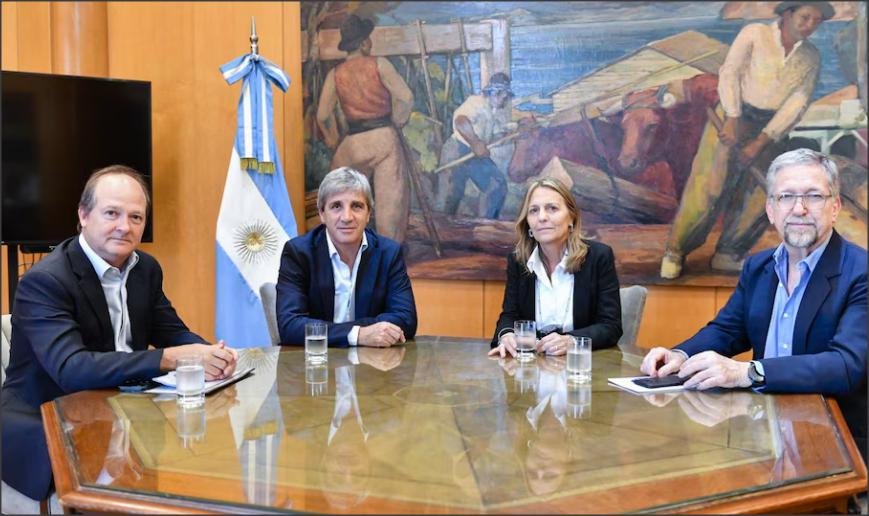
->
xmin=762 ymin=233 xmax=832 ymax=359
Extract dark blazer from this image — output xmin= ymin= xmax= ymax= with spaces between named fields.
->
xmin=276 ymin=225 xmax=417 ymax=347
xmin=677 ymin=231 xmax=867 ymax=457
xmin=1 ymin=236 xmax=203 ymax=499
xmin=491 ymin=240 xmax=623 ymax=349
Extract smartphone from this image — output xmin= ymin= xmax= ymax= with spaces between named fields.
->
xmin=632 ymin=375 xmax=688 ymax=389
xmin=118 ymin=378 xmax=157 ymax=392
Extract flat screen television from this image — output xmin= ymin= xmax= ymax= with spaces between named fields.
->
xmin=1 ymin=71 xmax=152 ymax=248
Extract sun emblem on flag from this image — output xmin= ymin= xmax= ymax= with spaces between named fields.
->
xmin=234 ymin=220 xmax=279 ymax=264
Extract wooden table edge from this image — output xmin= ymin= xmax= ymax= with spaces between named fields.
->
xmin=40 ymin=388 xmax=867 ymax=514
xmin=670 ymin=397 xmax=868 ymax=514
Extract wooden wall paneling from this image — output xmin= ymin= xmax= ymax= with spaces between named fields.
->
xmin=412 ymin=278 xmax=485 ymax=337
xmin=106 ymin=2 xmax=206 ymax=335
xmin=715 ymin=286 xmax=735 ymax=313
xmin=2 ymin=2 xmax=19 ymax=70
xmin=282 ymin=1 xmax=306 ymax=232
xmin=483 ymin=280 xmax=506 ymax=340
xmin=50 ymin=2 xmax=108 ymax=76
xmin=14 ymin=2 xmax=52 ymax=73
xmin=634 ymin=285 xmax=717 ymax=349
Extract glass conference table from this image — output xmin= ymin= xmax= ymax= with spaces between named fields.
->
xmin=42 ymin=337 xmax=866 ymax=514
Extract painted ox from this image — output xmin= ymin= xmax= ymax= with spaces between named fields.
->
xmin=508 ymin=73 xmax=720 ymax=200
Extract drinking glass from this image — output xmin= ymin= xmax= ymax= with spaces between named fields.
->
xmin=305 ymin=322 xmax=328 ymax=364
xmin=305 ymin=362 xmax=329 ymax=396
xmin=175 ymin=355 xmax=205 ymax=407
xmin=514 ymin=320 xmax=537 ymax=362
xmin=566 ymin=336 xmax=592 ymax=383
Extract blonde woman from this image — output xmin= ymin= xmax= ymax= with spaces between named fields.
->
xmin=489 ymin=178 xmax=622 ymax=357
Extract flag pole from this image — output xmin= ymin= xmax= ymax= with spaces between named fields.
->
xmin=250 ymin=16 xmax=259 ymax=60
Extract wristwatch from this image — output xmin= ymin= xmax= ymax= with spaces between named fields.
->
xmin=747 ymin=360 xmax=765 ymax=386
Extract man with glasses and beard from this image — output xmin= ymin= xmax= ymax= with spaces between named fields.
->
xmin=641 ymin=149 xmax=867 ymax=463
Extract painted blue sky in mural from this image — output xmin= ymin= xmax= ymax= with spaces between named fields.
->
xmin=365 ymin=1 xmax=853 ymax=113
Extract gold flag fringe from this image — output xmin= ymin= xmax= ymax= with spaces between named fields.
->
xmin=240 ymin=157 xmax=276 ymax=174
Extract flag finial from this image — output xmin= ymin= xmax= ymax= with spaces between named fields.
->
xmin=250 ymin=16 xmax=259 ymax=59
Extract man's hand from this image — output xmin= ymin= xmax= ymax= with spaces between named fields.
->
xmin=358 ymin=322 xmax=405 ymax=347
xmin=161 ymin=341 xmax=238 ymax=381
xmin=358 ymin=346 xmax=405 ymax=371
xmin=640 ymin=347 xmax=686 ymax=377
xmin=736 ymin=133 xmax=770 ymax=167
xmin=536 ymin=333 xmax=572 ymax=356
xmin=677 ymin=390 xmax=755 ymax=427
xmin=718 ymin=116 xmax=739 ymax=146
xmin=679 ymin=351 xmax=752 ymax=390
xmin=488 ymin=332 xmax=518 ymax=358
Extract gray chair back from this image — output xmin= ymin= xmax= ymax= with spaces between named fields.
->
xmin=2 ymin=314 xmax=11 ymax=385
xmin=617 ymin=285 xmax=648 ymax=350
xmin=259 ymin=282 xmax=280 ymax=345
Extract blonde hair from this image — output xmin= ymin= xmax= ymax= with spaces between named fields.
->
xmin=514 ymin=178 xmax=588 ymax=273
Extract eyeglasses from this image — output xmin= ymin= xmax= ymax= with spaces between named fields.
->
xmin=770 ymin=193 xmax=833 ymax=210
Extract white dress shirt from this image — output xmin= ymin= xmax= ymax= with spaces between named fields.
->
xmin=79 ymin=234 xmax=139 ymax=353
xmin=526 ymin=246 xmax=574 ymax=332
xmin=326 ymin=232 xmax=368 ymax=347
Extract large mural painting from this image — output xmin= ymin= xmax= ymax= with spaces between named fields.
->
xmin=301 ymin=1 xmax=867 ymax=286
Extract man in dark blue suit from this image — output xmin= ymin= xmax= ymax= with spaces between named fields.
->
xmin=1 ymin=165 xmax=238 ymax=502
xmin=276 ymin=166 xmax=417 ymax=347
xmin=641 ymin=149 xmax=867 ymax=459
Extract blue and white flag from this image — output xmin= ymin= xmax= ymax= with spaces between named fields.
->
xmin=216 ymin=53 xmax=297 ymax=347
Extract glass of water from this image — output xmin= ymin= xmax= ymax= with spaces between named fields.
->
xmin=514 ymin=320 xmax=536 ymax=362
xmin=305 ymin=322 xmax=328 ymax=364
xmin=176 ymin=355 xmax=205 ymax=408
xmin=567 ymin=336 xmax=592 ymax=383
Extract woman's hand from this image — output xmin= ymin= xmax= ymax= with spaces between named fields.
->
xmin=536 ymin=333 xmax=573 ymax=356
xmin=488 ymin=332 xmax=518 ymax=358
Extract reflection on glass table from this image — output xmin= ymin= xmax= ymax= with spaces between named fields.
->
xmin=46 ymin=338 xmax=865 ymax=514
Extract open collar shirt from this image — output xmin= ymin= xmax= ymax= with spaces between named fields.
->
xmin=763 ymin=232 xmax=832 ymax=359
xmin=326 ymin=231 xmax=369 ymax=347
xmin=78 ymin=233 xmax=139 ymax=353
xmin=526 ymin=246 xmax=575 ymax=333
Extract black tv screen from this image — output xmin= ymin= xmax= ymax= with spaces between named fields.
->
xmin=1 ymin=71 xmax=152 ymax=246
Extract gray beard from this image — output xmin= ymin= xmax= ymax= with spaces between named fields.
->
xmin=784 ymin=224 xmax=819 ymax=249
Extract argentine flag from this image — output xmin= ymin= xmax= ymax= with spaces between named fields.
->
xmin=216 ymin=53 xmax=297 ymax=347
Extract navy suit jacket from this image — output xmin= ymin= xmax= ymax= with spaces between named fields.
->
xmin=1 ymin=236 xmax=203 ymax=499
xmin=276 ymin=226 xmax=417 ymax=347
xmin=677 ymin=231 xmax=867 ymax=454
xmin=491 ymin=240 xmax=623 ymax=349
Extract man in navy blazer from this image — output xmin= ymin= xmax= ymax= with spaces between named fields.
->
xmin=276 ymin=167 xmax=417 ymax=347
xmin=2 ymin=165 xmax=238 ymax=501
xmin=641 ymin=149 xmax=867 ymax=459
